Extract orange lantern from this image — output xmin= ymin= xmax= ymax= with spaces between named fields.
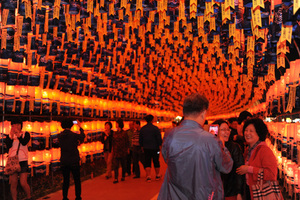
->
xmin=0 ymin=120 xmax=11 ymax=135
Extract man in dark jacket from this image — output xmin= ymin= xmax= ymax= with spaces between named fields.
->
xmin=139 ymin=114 xmax=162 ymax=182
xmin=58 ymin=119 xmax=85 ymax=200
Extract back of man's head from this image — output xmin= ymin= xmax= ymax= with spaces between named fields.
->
xmin=183 ymin=93 xmax=209 ymax=117
xmin=145 ymin=115 xmax=154 ymax=123
xmin=61 ymin=119 xmax=73 ymax=129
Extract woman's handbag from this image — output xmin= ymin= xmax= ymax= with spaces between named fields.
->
xmin=4 ymin=143 xmax=21 ymax=175
xmin=252 ymin=169 xmax=284 ymax=200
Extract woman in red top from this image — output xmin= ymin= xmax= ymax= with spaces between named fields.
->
xmin=236 ymin=118 xmax=278 ymax=200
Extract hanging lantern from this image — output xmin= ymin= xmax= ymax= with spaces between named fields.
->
xmin=59 ymin=92 xmax=66 ymax=116
xmin=41 ymin=89 xmax=50 ymax=114
xmin=32 ymin=150 xmax=46 ymax=176
xmin=70 ymin=94 xmax=76 ymax=116
xmin=34 ymin=87 xmax=42 ymax=114
xmin=50 ymin=121 xmax=60 ymax=148
xmin=5 ymin=85 xmax=15 ymax=113
xmin=50 ymin=148 xmax=61 ymax=172
xmin=51 ymin=90 xmax=60 ymax=115
xmin=83 ymin=97 xmax=91 ymax=117
xmin=0 ymin=59 xmax=9 ymax=83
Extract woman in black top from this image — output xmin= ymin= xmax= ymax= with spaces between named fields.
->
xmin=212 ymin=119 xmax=244 ymax=200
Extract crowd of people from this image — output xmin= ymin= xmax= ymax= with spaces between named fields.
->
xmin=3 ymin=92 xmax=283 ymax=200
xmin=100 ymin=114 xmax=163 ymax=184
xmin=158 ymin=93 xmax=283 ymax=200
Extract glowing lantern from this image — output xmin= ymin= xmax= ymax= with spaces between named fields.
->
xmin=50 ymin=121 xmax=60 ymax=148
xmin=0 ymin=120 xmax=11 ymax=135
xmin=44 ymin=150 xmax=52 ymax=163
xmin=70 ymin=94 xmax=76 ymax=115
xmin=0 ymin=154 xmax=8 ymax=170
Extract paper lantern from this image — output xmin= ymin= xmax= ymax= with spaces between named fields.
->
xmin=0 ymin=120 xmax=11 ymax=135
xmin=0 ymin=154 xmax=8 ymax=169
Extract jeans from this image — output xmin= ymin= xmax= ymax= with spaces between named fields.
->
xmin=61 ymin=164 xmax=82 ymax=200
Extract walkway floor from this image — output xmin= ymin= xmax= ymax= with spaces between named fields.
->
xmin=38 ymin=156 xmax=167 ymax=200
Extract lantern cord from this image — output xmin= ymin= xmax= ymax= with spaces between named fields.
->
xmin=1 ymin=82 xmax=6 ymax=200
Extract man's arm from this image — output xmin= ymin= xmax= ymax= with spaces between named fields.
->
xmin=78 ymin=128 xmax=85 ymax=143
xmin=214 ymin=139 xmax=233 ymax=174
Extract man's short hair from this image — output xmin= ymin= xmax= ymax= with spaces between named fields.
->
xmin=105 ymin=121 xmax=113 ymax=129
xmin=135 ymin=120 xmax=141 ymax=126
xmin=145 ymin=115 xmax=154 ymax=123
xmin=228 ymin=117 xmax=238 ymax=124
xmin=116 ymin=118 xmax=124 ymax=129
xmin=238 ymin=111 xmax=253 ymax=124
xmin=183 ymin=93 xmax=209 ymax=117
xmin=61 ymin=119 xmax=73 ymax=129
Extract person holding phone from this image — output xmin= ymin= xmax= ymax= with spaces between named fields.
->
xmin=212 ymin=120 xmax=244 ymax=200
xmin=158 ymin=93 xmax=233 ymax=200
xmin=58 ymin=119 xmax=85 ymax=200
xmin=5 ymin=119 xmax=31 ymax=200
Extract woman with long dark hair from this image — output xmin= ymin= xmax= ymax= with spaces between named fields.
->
xmin=212 ymin=119 xmax=244 ymax=200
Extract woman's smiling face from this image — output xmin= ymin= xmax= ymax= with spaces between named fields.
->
xmin=244 ymin=124 xmax=260 ymax=147
xmin=218 ymin=123 xmax=231 ymax=142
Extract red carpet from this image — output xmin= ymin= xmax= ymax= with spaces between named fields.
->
xmin=38 ymin=155 xmax=166 ymax=200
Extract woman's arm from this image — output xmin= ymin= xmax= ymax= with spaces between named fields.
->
xmin=5 ymin=135 xmax=13 ymax=149
xmin=253 ymin=147 xmax=277 ymax=181
xmin=18 ymin=132 xmax=30 ymax=146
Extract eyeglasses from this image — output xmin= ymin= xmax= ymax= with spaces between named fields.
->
xmin=219 ymin=129 xmax=231 ymax=132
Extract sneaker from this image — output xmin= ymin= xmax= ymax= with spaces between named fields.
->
xmin=133 ymin=176 xmax=140 ymax=179
xmin=113 ymin=179 xmax=119 ymax=184
xmin=146 ymin=176 xmax=151 ymax=183
xmin=121 ymin=177 xmax=125 ymax=181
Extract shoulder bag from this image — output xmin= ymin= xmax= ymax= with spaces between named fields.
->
xmin=4 ymin=142 xmax=21 ymax=175
xmin=252 ymin=169 xmax=284 ymax=200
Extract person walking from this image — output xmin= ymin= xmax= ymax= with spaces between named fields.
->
xmin=139 ymin=114 xmax=162 ymax=183
xmin=158 ymin=93 xmax=233 ymax=200
xmin=112 ymin=118 xmax=129 ymax=183
xmin=5 ymin=119 xmax=32 ymax=200
xmin=100 ymin=121 xmax=114 ymax=179
xmin=58 ymin=119 xmax=85 ymax=200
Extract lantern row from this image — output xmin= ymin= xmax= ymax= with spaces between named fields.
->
xmin=1 ymin=0 xmax=299 ymax=115
xmin=207 ymin=60 xmax=300 ymax=120
xmin=266 ymin=122 xmax=300 ymax=197
xmin=0 ymin=81 xmax=176 ymax=119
